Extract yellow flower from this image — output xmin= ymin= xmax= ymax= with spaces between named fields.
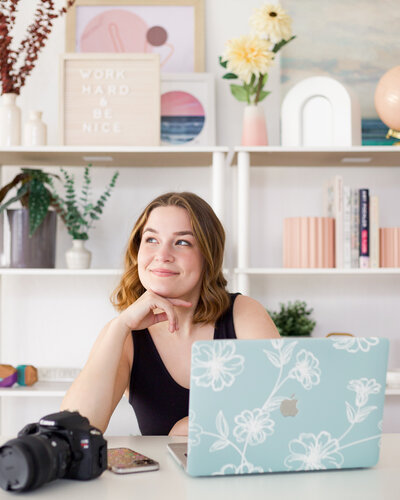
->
xmin=250 ymin=3 xmax=292 ymax=44
xmin=222 ymin=34 xmax=274 ymax=84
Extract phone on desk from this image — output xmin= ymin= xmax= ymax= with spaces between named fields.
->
xmin=107 ymin=447 xmax=159 ymax=474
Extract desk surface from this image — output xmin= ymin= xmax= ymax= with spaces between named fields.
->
xmin=0 ymin=434 xmax=399 ymax=499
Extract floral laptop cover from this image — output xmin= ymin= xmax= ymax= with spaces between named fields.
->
xmin=183 ymin=337 xmax=389 ymax=476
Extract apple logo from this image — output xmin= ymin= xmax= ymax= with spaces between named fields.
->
xmin=280 ymin=394 xmax=299 ymax=417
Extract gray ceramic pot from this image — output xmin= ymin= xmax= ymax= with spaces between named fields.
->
xmin=7 ymin=208 xmax=57 ymax=268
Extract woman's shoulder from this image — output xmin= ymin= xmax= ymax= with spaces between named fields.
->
xmin=233 ymin=294 xmax=280 ymax=340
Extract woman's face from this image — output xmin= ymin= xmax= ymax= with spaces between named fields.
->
xmin=137 ymin=206 xmax=205 ymax=301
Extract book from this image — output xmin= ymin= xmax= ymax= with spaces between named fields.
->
xmin=324 ymin=175 xmax=343 ymax=268
xmin=370 ymin=195 xmax=379 ymax=268
xmin=359 ymin=189 xmax=369 ymax=268
xmin=351 ymin=189 xmax=360 ymax=268
xmin=343 ymin=185 xmax=352 ymax=268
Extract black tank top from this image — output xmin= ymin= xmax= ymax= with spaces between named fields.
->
xmin=129 ymin=293 xmax=240 ymax=435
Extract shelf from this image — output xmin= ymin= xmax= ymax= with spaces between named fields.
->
xmin=231 ymin=146 xmax=400 ymax=167
xmin=0 ymin=382 xmax=70 ymax=397
xmin=0 ymin=146 xmax=229 ymax=168
xmin=0 ymin=268 xmax=122 ymax=276
xmin=385 ymin=388 xmax=400 ymax=396
xmin=235 ymin=268 xmax=400 ymax=275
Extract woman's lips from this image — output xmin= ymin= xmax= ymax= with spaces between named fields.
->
xmin=150 ymin=268 xmax=179 ymax=277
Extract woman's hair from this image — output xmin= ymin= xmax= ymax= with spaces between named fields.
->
xmin=110 ymin=192 xmax=230 ymax=323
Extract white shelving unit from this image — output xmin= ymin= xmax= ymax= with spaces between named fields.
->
xmin=0 ymin=146 xmax=229 ymax=434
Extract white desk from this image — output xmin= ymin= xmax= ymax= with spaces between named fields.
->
xmin=0 ymin=434 xmax=399 ymax=499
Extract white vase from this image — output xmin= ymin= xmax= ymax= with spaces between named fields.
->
xmin=0 ymin=93 xmax=21 ymax=146
xmin=24 ymin=110 xmax=47 ymax=146
xmin=65 ymin=240 xmax=92 ymax=269
xmin=241 ymin=104 xmax=268 ymax=146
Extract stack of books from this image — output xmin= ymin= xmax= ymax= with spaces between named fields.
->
xmin=323 ymin=175 xmax=379 ymax=268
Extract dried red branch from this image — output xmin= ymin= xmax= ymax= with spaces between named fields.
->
xmin=0 ymin=0 xmax=76 ymax=95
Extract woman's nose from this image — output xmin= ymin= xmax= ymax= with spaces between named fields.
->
xmin=154 ymin=244 xmax=174 ymax=262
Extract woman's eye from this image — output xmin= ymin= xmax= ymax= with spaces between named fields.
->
xmin=176 ymin=239 xmax=191 ymax=246
xmin=145 ymin=237 xmax=157 ymax=243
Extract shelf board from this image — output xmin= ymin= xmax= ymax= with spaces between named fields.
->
xmin=0 ymin=146 xmax=228 ymax=168
xmin=235 ymin=268 xmax=400 ymax=275
xmin=0 ymin=381 xmax=70 ymax=397
xmin=231 ymin=146 xmax=400 ymax=167
xmin=385 ymin=387 xmax=400 ymax=396
xmin=0 ymin=268 xmax=122 ymax=276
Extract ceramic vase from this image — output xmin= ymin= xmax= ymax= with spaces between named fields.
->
xmin=66 ymin=240 xmax=92 ymax=269
xmin=241 ymin=104 xmax=268 ymax=146
xmin=0 ymin=93 xmax=21 ymax=146
xmin=24 ymin=110 xmax=47 ymax=146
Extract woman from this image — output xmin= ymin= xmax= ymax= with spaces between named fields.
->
xmin=61 ymin=192 xmax=279 ymax=436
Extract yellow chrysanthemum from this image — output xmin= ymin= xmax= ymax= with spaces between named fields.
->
xmin=222 ymin=34 xmax=274 ymax=84
xmin=250 ymin=3 xmax=292 ymax=44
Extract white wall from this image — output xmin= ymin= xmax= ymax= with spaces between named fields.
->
xmin=1 ymin=0 xmax=399 ymax=435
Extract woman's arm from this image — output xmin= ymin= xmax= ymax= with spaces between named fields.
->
xmin=233 ymin=295 xmax=280 ymax=339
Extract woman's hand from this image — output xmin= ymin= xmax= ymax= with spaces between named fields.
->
xmin=118 ymin=290 xmax=191 ymax=333
xmin=169 ymin=416 xmax=189 ymax=436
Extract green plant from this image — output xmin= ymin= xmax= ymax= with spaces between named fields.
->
xmin=267 ymin=300 xmax=316 ymax=337
xmin=51 ymin=165 xmax=119 ymax=240
xmin=0 ymin=168 xmax=60 ymax=236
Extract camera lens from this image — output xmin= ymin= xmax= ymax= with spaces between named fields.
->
xmin=0 ymin=434 xmax=71 ymax=492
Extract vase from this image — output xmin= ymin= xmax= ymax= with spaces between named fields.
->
xmin=0 ymin=93 xmax=21 ymax=146
xmin=66 ymin=240 xmax=92 ymax=269
xmin=24 ymin=110 xmax=47 ymax=146
xmin=241 ymin=104 xmax=268 ymax=146
xmin=7 ymin=209 xmax=57 ymax=268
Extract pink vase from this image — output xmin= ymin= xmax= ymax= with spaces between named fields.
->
xmin=241 ymin=104 xmax=268 ymax=146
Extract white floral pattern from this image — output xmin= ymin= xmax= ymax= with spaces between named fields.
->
xmin=185 ymin=338 xmax=387 ymax=476
xmin=288 ymin=349 xmax=321 ymax=389
xmin=331 ymin=337 xmax=379 ymax=353
xmin=284 ymin=431 xmax=344 ymax=470
xmin=191 ymin=341 xmax=245 ymax=391
xmin=233 ymin=408 xmax=275 ymax=446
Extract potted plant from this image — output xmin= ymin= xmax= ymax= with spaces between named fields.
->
xmin=52 ymin=165 xmax=119 ymax=269
xmin=0 ymin=168 xmax=61 ymax=267
xmin=267 ymin=300 xmax=316 ymax=337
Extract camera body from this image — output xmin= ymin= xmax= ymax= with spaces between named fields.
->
xmin=0 ymin=410 xmax=107 ymax=491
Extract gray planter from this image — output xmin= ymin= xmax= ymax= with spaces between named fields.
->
xmin=7 ymin=209 xmax=57 ymax=268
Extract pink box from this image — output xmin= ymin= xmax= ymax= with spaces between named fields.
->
xmin=283 ymin=217 xmax=335 ymax=268
xmin=380 ymin=228 xmax=400 ymax=267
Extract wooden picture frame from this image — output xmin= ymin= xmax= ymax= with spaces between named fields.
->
xmin=65 ymin=0 xmax=205 ymax=72
xmin=160 ymin=73 xmax=215 ymax=146
xmin=59 ymin=53 xmax=160 ymax=146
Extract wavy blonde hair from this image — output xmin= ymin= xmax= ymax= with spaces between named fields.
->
xmin=111 ymin=192 xmax=230 ymax=324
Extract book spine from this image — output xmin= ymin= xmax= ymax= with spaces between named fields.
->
xmin=370 ymin=195 xmax=379 ymax=268
xmin=334 ymin=176 xmax=343 ymax=268
xmin=343 ymin=185 xmax=352 ymax=269
xmin=359 ymin=188 xmax=370 ymax=268
xmin=351 ymin=189 xmax=360 ymax=268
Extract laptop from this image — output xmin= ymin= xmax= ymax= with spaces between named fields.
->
xmin=167 ymin=337 xmax=389 ymax=476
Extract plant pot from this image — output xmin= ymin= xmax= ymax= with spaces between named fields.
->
xmin=7 ymin=209 xmax=57 ymax=268
xmin=65 ymin=240 xmax=92 ymax=269
xmin=241 ymin=104 xmax=268 ymax=146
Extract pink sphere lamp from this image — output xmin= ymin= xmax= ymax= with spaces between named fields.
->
xmin=374 ymin=66 xmax=400 ymax=145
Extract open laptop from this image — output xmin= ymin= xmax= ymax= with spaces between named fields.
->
xmin=167 ymin=337 xmax=389 ymax=476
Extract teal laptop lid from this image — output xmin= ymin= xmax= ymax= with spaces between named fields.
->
xmin=186 ymin=337 xmax=389 ymax=476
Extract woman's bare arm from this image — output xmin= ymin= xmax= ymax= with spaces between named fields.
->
xmin=233 ymin=295 xmax=280 ymax=339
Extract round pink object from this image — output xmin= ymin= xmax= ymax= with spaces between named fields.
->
xmin=374 ymin=66 xmax=400 ymax=131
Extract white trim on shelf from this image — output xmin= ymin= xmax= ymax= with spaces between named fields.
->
xmin=0 ymin=382 xmax=70 ymax=397
xmin=0 ymin=268 xmax=122 ymax=276
xmin=235 ymin=268 xmax=400 ymax=275
xmin=385 ymin=388 xmax=400 ymax=396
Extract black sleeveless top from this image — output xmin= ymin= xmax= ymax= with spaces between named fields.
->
xmin=129 ymin=293 xmax=240 ymax=435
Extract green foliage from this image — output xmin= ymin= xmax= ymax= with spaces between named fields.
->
xmin=0 ymin=168 xmax=60 ymax=236
xmin=267 ymin=300 xmax=316 ymax=337
xmin=51 ymin=165 xmax=119 ymax=240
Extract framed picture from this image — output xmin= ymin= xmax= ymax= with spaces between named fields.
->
xmin=59 ymin=53 xmax=160 ymax=146
xmin=66 ymin=0 xmax=205 ymax=72
xmin=160 ymin=73 xmax=215 ymax=146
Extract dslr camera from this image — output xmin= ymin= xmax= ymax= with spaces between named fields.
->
xmin=0 ymin=410 xmax=107 ymax=492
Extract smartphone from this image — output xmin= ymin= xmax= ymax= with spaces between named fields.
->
xmin=107 ymin=447 xmax=159 ymax=474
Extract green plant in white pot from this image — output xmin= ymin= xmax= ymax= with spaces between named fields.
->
xmin=0 ymin=168 xmax=61 ymax=268
xmin=52 ymin=165 xmax=119 ymax=269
